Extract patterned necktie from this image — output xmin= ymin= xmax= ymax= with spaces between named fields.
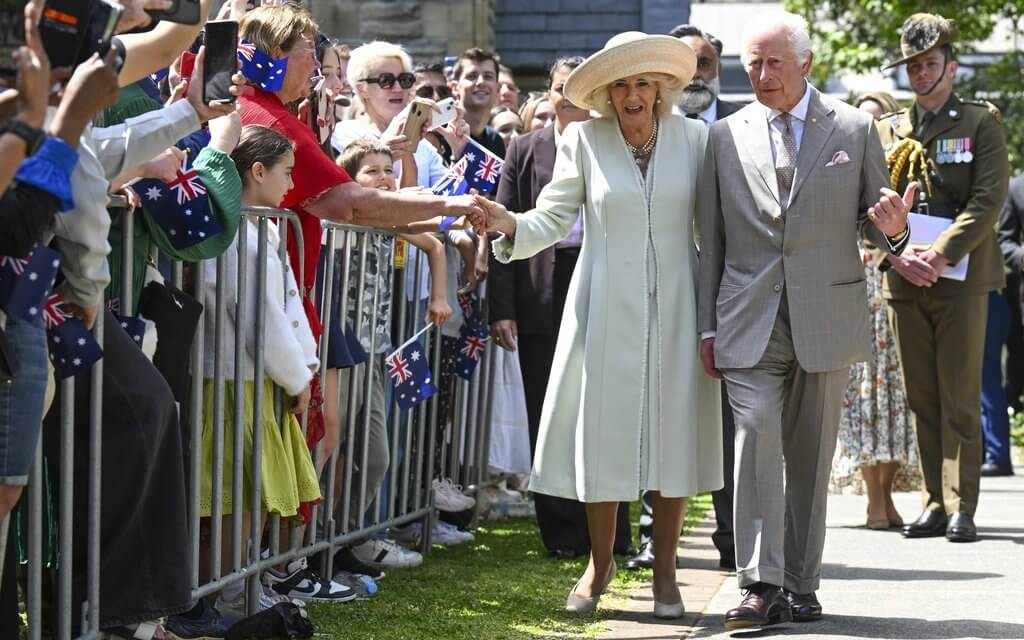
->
xmin=775 ymin=112 xmax=797 ymax=209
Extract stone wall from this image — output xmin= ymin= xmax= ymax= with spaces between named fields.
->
xmin=308 ymin=0 xmax=495 ymax=65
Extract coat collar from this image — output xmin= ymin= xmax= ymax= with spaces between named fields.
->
xmin=912 ymin=94 xmax=963 ymax=146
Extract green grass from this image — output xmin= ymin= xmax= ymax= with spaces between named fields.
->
xmin=1011 ymin=410 xmax=1024 ymax=448
xmin=308 ymin=494 xmax=712 ymax=640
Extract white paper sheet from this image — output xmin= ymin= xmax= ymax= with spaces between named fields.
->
xmin=907 ymin=212 xmax=969 ymax=281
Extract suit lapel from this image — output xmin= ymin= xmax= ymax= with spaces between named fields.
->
xmin=788 ymin=90 xmax=836 ymax=206
xmin=740 ymin=107 xmax=781 ymax=205
xmin=534 ymin=126 xmax=556 ymax=190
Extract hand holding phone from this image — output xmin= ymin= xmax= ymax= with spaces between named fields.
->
xmin=202 ymin=20 xmax=238 ymax=105
xmin=429 ymin=97 xmax=457 ymax=130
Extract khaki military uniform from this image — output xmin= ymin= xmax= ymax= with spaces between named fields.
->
xmin=876 ymin=94 xmax=1009 ymax=516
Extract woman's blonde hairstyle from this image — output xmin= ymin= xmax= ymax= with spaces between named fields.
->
xmin=853 ymin=91 xmax=900 ymax=117
xmin=589 ymin=72 xmax=684 ymax=120
xmin=347 ymin=41 xmax=413 ymax=90
xmin=239 ymin=4 xmax=319 ymax=57
xmin=518 ymin=96 xmax=549 ymax=128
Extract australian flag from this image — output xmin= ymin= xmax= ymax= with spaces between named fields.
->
xmin=115 ymin=314 xmax=147 ymax=349
xmin=463 ymin=138 xmax=503 ymax=194
xmin=0 ymin=246 xmax=60 ymax=322
xmin=43 ymin=295 xmax=103 ymax=379
xmin=454 ymin=322 xmax=488 ymax=380
xmin=386 ymin=339 xmax=435 ymax=410
xmin=431 ymin=155 xmax=470 ymax=231
xmin=135 ymin=131 xmax=223 ymax=250
xmin=237 ymin=39 xmax=288 ymax=92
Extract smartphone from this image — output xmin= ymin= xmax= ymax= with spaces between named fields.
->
xmin=430 ymin=97 xmax=457 ymax=129
xmin=403 ymin=99 xmax=432 ymax=149
xmin=202 ymin=20 xmax=238 ymax=104
xmin=147 ymin=0 xmax=201 ymax=26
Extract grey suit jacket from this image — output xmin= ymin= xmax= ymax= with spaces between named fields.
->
xmin=697 ymin=87 xmax=901 ymax=373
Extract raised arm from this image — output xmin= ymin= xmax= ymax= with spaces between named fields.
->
xmin=115 ymin=0 xmax=216 ymax=87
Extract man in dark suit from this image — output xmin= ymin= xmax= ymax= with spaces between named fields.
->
xmin=489 ymin=56 xmax=634 ymax=558
xmin=995 ymin=173 xmax=1024 ymax=472
xmin=625 ymin=24 xmax=742 ymax=573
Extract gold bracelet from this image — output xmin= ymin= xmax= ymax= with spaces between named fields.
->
xmin=887 ymin=227 xmax=909 ymax=243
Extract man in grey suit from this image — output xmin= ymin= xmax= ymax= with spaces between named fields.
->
xmin=697 ymin=11 xmax=914 ymax=630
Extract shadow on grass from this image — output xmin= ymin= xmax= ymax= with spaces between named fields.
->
xmin=308 ymin=496 xmax=712 ymax=640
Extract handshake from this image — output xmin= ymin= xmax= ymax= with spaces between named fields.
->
xmin=440 ymin=195 xmax=516 ymax=238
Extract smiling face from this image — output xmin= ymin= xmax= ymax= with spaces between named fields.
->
xmin=609 ymin=74 xmax=659 ymax=128
xmin=743 ymin=24 xmax=811 ymax=112
xmin=357 ymin=57 xmax=412 ymax=124
xmin=498 ymin=70 xmax=520 ymax=109
xmin=453 ymin=59 xmax=499 ymax=112
xmin=353 ymin=152 xmax=397 ymax=191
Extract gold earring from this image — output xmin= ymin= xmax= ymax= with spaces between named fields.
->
xmin=656 ymin=98 xmax=662 ymax=104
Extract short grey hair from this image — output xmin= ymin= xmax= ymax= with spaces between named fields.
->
xmin=590 ymin=73 xmax=683 ymax=120
xmin=740 ymin=11 xmax=813 ymax=66
xmin=347 ymin=41 xmax=413 ymax=88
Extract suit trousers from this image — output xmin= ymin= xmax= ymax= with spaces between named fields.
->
xmin=517 ymin=248 xmax=631 ymax=555
xmin=722 ymin=294 xmax=846 ymax=593
xmin=888 ymin=293 xmax=988 ymax=515
xmin=1004 ymin=271 xmax=1024 ymax=410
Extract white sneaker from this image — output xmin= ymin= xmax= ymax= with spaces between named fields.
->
xmin=432 ymin=478 xmax=476 ymax=512
xmin=434 ymin=520 xmax=474 ymax=544
xmin=352 ymin=538 xmax=423 ymax=569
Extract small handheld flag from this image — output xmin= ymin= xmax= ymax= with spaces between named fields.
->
xmin=454 ymin=322 xmax=488 ymax=380
xmin=43 ymin=295 xmax=103 ymax=379
xmin=386 ymin=339 xmax=436 ymax=409
xmin=0 ymin=246 xmax=60 ymax=322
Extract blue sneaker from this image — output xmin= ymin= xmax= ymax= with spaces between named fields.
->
xmin=165 ymin=600 xmax=234 ymax=639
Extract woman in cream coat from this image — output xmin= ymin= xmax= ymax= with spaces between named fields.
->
xmin=482 ymin=32 xmax=723 ymax=619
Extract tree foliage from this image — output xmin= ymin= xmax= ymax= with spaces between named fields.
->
xmin=784 ymin=0 xmax=1024 ymax=172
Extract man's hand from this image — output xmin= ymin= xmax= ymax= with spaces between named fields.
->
xmin=700 ymin=337 xmax=720 ymax=380
xmin=886 ymin=246 xmax=940 ymax=287
xmin=140 ymin=147 xmax=187 ymax=182
xmin=918 ymin=248 xmax=950 ymax=274
xmin=187 ymin=47 xmax=247 ymax=123
xmin=491 ymin=319 xmax=518 ymax=352
xmin=868 ymin=181 xmax=916 ymax=239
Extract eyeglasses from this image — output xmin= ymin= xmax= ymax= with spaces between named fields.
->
xmin=416 ymin=84 xmax=452 ymax=99
xmin=362 ymin=72 xmax=416 ymax=90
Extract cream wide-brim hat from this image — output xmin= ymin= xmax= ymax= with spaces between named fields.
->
xmin=563 ymin=32 xmax=697 ymax=111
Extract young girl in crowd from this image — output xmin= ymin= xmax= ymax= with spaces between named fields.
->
xmin=198 ymin=125 xmax=350 ymax=615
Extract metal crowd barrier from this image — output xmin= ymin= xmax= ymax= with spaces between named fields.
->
xmin=13 ymin=200 xmax=498 ymax=638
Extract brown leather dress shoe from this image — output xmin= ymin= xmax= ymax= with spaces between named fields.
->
xmin=724 ymin=584 xmax=794 ymax=630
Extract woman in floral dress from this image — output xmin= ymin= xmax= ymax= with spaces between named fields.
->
xmin=831 ymin=92 xmax=920 ymax=529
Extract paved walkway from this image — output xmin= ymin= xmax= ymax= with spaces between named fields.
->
xmin=604 ymin=467 xmax=1024 ymax=640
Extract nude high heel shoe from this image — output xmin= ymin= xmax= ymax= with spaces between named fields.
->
xmin=565 ymin=560 xmax=617 ymax=613
xmin=653 ymin=599 xmax=686 ymax=619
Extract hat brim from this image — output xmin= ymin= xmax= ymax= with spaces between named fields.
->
xmin=882 ymin=35 xmax=955 ymax=70
xmin=564 ymin=35 xmax=697 ymax=111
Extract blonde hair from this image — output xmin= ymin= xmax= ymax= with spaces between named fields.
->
xmin=589 ymin=72 xmax=683 ymax=120
xmin=347 ymin=41 xmax=413 ymax=89
xmin=853 ymin=91 xmax=900 ymax=116
xmin=518 ymin=96 xmax=549 ymax=128
xmin=239 ymin=4 xmax=319 ymax=57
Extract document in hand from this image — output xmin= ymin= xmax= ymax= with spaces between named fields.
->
xmin=907 ymin=212 xmax=968 ymax=281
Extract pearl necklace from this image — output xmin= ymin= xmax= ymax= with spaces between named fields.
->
xmin=625 ymin=118 xmax=659 ymax=159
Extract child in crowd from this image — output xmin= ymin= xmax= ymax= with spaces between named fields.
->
xmin=199 ymin=125 xmax=353 ymax=616
xmin=325 ymin=138 xmax=461 ymax=573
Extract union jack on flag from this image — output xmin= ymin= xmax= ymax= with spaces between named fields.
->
xmin=387 ymin=351 xmax=413 ymax=385
xmin=460 ymin=334 xmax=486 ymax=360
xmin=42 ymin=294 xmax=72 ymax=329
xmin=474 ymin=155 xmax=501 ymax=185
xmin=0 ymin=246 xmax=60 ymax=323
xmin=237 ymin=40 xmax=256 ymax=62
xmin=167 ymin=160 xmax=208 ymax=205
xmin=236 ymin=38 xmax=288 ymax=92
xmin=454 ymin=321 xmax=489 ymax=380
xmin=0 ymin=255 xmax=28 ymax=275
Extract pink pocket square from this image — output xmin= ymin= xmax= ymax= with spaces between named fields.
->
xmin=826 ymin=150 xmax=851 ymax=167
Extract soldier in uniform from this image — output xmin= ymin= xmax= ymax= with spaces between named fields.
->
xmin=876 ymin=13 xmax=1010 ymax=543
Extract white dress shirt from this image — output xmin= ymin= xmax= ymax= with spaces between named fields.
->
xmin=766 ymin=82 xmax=811 ymax=160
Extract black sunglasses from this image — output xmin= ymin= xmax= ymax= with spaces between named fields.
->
xmin=362 ymin=72 xmax=416 ymax=90
xmin=416 ymin=84 xmax=452 ymax=99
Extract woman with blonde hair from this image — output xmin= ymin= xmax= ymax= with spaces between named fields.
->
xmin=481 ymin=32 xmax=723 ymax=618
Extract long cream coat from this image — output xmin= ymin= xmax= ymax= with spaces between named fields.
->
xmin=493 ymin=115 xmax=723 ymax=502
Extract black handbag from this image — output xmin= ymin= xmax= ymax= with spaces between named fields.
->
xmin=0 ymin=325 xmax=18 ymax=384
xmin=225 ymin=602 xmax=314 ymax=640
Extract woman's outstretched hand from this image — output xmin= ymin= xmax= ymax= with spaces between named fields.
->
xmin=474 ymin=196 xmax=516 ymax=238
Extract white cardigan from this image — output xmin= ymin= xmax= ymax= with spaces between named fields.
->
xmin=202 ymin=219 xmax=318 ymax=396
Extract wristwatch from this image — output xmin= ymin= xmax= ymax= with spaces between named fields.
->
xmin=1 ymin=119 xmax=46 ymax=156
